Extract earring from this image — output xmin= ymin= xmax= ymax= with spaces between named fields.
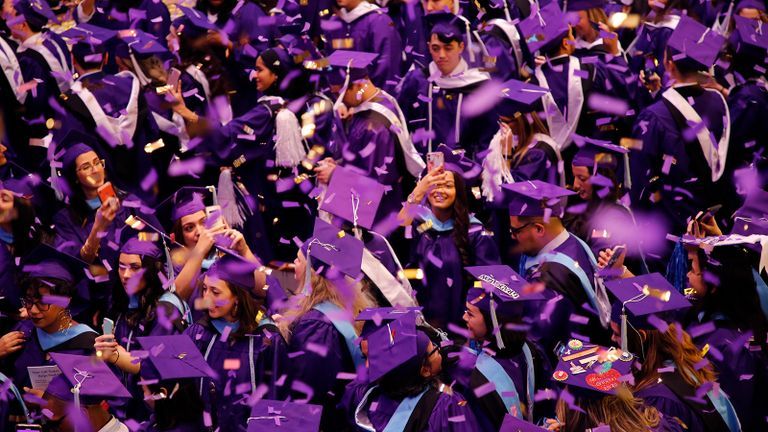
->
xmin=231 ymin=302 xmax=239 ymax=317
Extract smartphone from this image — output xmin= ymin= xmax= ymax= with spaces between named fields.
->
xmin=643 ymin=55 xmax=658 ymax=79
xmin=167 ymin=67 xmax=181 ymax=88
xmin=102 ymin=317 xmax=114 ymax=342
xmin=426 ymin=152 xmax=444 ymax=172
xmin=16 ymin=425 xmax=43 ymax=431
xmin=97 ymin=182 xmax=117 ymax=204
xmin=604 ymin=245 xmax=626 ymax=269
xmin=205 ymin=205 xmax=225 ymax=230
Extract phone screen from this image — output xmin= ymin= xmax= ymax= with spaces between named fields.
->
xmin=97 ymin=182 xmax=117 ymax=204
xmin=426 ymin=152 xmax=444 ymax=172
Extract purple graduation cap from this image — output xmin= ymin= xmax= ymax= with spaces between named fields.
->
xmin=466 ymin=265 xmax=544 ymax=348
xmin=301 ymin=218 xmax=365 ymax=283
xmin=247 ymin=399 xmax=323 ymax=432
xmin=12 ymin=0 xmax=58 ymax=28
xmin=326 ymin=50 xmax=378 ymax=84
xmin=21 ymin=243 xmax=89 ymax=284
xmin=503 ymin=180 xmax=576 ymax=218
xmin=565 ymin=0 xmax=607 ymax=11
xmin=518 ymin=1 xmax=572 ymax=54
xmin=319 ymin=166 xmax=387 ymax=231
xmin=175 ymin=6 xmax=218 ymax=38
xmin=666 ymin=15 xmax=726 ymax=71
xmin=604 ymin=273 xmax=690 ymax=357
xmin=136 ymin=334 xmax=217 ymax=381
xmin=571 ymin=136 xmax=630 ymax=188
xmin=155 ymin=186 xmax=212 ymax=227
xmin=424 ymin=12 xmax=466 ymax=42
xmin=121 ymin=235 xmax=163 ymax=259
xmin=736 ymin=0 xmax=766 ymax=13
xmin=428 ymin=144 xmax=483 ymax=185
xmin=114 ymin=29 xmax=171 ymax=60
xmin=46 ymin=353 xmax=131 ymax=407
xmin=206 ymin=249 xmax=261 ymax=292
xmin=366 ymin=312 xmax=431 ymax=381
xmin=61 ymin=24 xmax=116 ymax=65
xmin=550 ymin=340 xmax=632 ymax=396
xmin=500 ymin=414 xmax=548 ymax=431
xmin=496 ymin=79 xmax=550 ymax=118
xmin=730 ymin=15 xmax=768 ymax=63
xmin=0 ymin=176 xmax=36 ymax=198
xmin=356 ymin=306 xmax=424 ymax=338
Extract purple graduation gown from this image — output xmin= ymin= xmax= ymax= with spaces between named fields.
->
xmin=626 ymin=16 xmax=679 ymax=81
xmin=636 ymin=382 xmax=705 ymax=432
xmin=286 ymin=308 xmax=357 ymax=431
xmin=479 ymin=20 xmax=524 ymax=82
xmin=727 ymin=80 xmax=768 ymax=170
xmin=184 ymin=318 xmax=286 ymax=432
xmin=76 ymin=0 xmax=171 ymax=40
xmin=412 ymin=216 xmax=501 ymax=331
xmin=323 ymin=6 xmax=403 ymax=92
xmin=343 ymin=380 xmax=481 ymax=432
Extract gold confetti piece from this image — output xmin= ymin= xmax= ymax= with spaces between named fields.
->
xmin=337 ymin=230 xmax=346 ymax=238
xmin=399 ymin=269 xmax=424 ymax=280
xmin=145 ymin=139 xmax=165 ymax=153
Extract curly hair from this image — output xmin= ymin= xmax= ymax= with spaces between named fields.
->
xmin=109 ymin=254 xmax=167 ymax=330
xmin=556 ymin=386 xmax=661 ymax=432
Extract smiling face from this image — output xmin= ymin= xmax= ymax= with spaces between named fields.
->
xmin=202 ymin=275 xmax=236 ymax=320
xmin=571 ymin=164 xmax=593 ymax=201
xmin=427 ymin=171 xmax=456 ymax=210
xmin=74 ymin=151 xmax=106 ymax=192
xmin=429 ymin=34 xmax=464 ymax=76
xmin=463 ymin=302 xmax=487 ymax=340
xmin=293 ymin=250 xmax=307 ymax=283
xmin=254 ymin=56 xmax=278 ymax=93
xmin=0 ymin=189 xmax=17 ymax=226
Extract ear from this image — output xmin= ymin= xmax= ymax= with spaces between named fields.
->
xmin=457 ymin=41 xmax=465 ymax=53
xmin=420 ymin=362 xmax=431 ymax=378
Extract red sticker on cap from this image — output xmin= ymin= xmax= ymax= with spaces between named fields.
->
xmin=585 ymin=368 xmax=621 ymax=391
xmin=553 ymin=370 xmax=568 ymax=381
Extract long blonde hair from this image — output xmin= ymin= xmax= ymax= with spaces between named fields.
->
xmin=632 ymin=323 xmax=716 ymax=392
xmin=277 ymin=271 xmax=375 ymax=340
xmin=556 ymin=386 xmax=661 ymax=432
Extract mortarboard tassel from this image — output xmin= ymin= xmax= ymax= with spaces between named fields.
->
xmin=50 ymin=164 xmax=64 ymax=201
xmin=502 ymin=0 xmax=512 ymax=21
xmin=489 ymin=296 xmax=505 ymax=350
xmin=665 ymin=241 xmax=688 ymax=294
xmin=274 ymin=107 xmax=307 ymax=168
xmin=217 ymin=168 xmax=246 ymax=229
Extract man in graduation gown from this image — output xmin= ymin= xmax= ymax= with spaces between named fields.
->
xmin=316 ymin=50 xmax=425 ymax=224
xmin=55 ymin=24 xmax=163 ymax=203
xmin=630 ymin=17 xmax=732 ymax=263
xmin=321 ymin=0 xmax=403 ymax=92
xmin=505 ymin=180 xmax=612 ymax=359
xmin=475 ymin=0 xmax=528 ymax=82
xmin=4 ymin=0 xmax=73 ymax=170
xmin=76 ymin=0 xmax=171 ymax=40
xmin=520 ymin=1 xmax=609 ymax=154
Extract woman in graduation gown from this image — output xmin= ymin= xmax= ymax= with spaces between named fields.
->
xmin=457 ymin=267 xmax=553 ymax=430
xmin=279 ymin=218 xmax=376 ymax=431
xmin=92 ymin=237 xmax=190 ymax=422
xmin=683 ymin=241 xmax=768 ymax=431
xmin=184 ymin=252 xmax=286 ymax=432
xmin=343 ymin=311 xmax=481 ymax=431
xmin=399 ymin=151 xmax=500 ymax=333
xmin=605 ymin=273 xmax=743 ymax=432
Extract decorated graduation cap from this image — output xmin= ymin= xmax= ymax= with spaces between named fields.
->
xmin=319 ymin=166 xmax=387 ymax=231
xmin=206 ymin=249 xmax=261 ymax=291
xmin=136 ymin=334 xmax=217 ymax=381
xmin=21 ymin=243 xmax=89 ymax=284
xmin=12 ymin=0 xmax=57 ymax=29
xmin=565 ymin=0 xmax=607 ymax=11
xmin=572 ymin=135 xmax=631 ymax=188
xmin=496 ymin=79 xmax=549 ymax=117
xmin=466 ymin=265 xmax=544 ymax=348
xmin=551 ymin=341 xmax=632 ymax=395
xmin=61 ymin=24 xmax=116 ymax=65
xmin=121 ymin=235 xmax=162 ymax=260
xmin=518 ymin=1 xmax=572 ymax=54
xmin=356 ymin=306 xmax=424 ymax=338
xmin=300 ymin=218 xmax=365 ymax=286
xmin=175 ymin=5 xmax=217 ymax=38
xmin=46 ymin=353 xmax=131 ymax=408
xmin=500 ymin=415 xmax=548 ymax=432
xmin=366 ymin=311 xmax=432 ymax=381
xmin=247 ymin=399 xmax=323 ymax=432
xmin=503 ymin=180 xmax=575 ymax=218
xmin=605 ymin=273 xmax=690 ymax=358
xmin=666 ymin=15 xmax=726 ymax=71
xmin=730 ymin=15 xmax=768 ymax=64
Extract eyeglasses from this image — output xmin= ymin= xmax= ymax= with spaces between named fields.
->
xmin=509 ymin=222 xmax=534 ymax=238
xmin=76 ymin=158 xmax=106 ymax=173
xmin=21 ymin=297 xmax=51 ymax=311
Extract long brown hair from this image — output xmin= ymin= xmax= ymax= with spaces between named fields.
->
xmin=501 ymin=112 xmax=549 ymax=166
xmin=556 ymin=386 xmax=661 ymax=432
xmin=630 ymin=323 xmax=716 ymax=391
xmin=277 ymin=271 xmax=375 ymax=341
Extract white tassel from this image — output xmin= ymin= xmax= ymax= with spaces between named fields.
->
xmin=274 ymin=108 xmax=306 ymax=168
xmin=481 ymin=130 xmax=513 ymax=202
xmin=217 ymin=168 xmax=246 ymax=229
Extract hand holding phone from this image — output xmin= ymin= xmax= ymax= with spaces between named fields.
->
xmin=97 ymin=182 xmax=117 ymax=205
xmin=167 ymin=68 xmax=181 ymax=88
xmin=102 ymin=317 xmax=114 ymax=343
xmin=604 ymin=245 xmax=626 ymax=269
xmin=426 ymin=152 xmax=444 ymax=172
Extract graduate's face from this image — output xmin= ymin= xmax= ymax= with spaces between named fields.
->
xmin=738 ymin=7 xmax=763 ymax=19
xmin=254 ymin=56 xmax=278 ymax=93
xmin=429 ymin=34 xmax=464 ymax=76
xmin=420 ymin=340 xmax=443 ymax=377
xmin=509 ymin=216 xmax=542 ymax=255
xmin=686 ymin=250 xmax=707 ymax=298
xmin=422 ymin=0 xmax=454 ymax=13
xmin=179 ymin=210 xmax=207 ymax=248
xmin=293 ymin=251 xmax=307 ymax=283
xmin=24 ymin=286 xmax=65 ymax=330
xmin=571 ymin=165 xmax=593 ymax=200
xmin=610 ymin=320 xmax=621 ymax=346
xmin=463 ymin=302 xmax=488 ymax=340
xmin=0 ymin=142 xmax=7 ymax=166
xmin=0 ymin=189 xmax=17 ymax=225
xmin=118 ymin=253 xmax=147 ymax=296
xmin=74 ymin=151 xmax=106 ymax=191
xmin=427 ymin=171 xmax=456 ymax=210
xmin=573 ymin=11 xmax=596 ymax=41
xmin=1 ymin=0 xmax=24 ymax=40
xmin=202 ymin=275 xmax=237 ymax=320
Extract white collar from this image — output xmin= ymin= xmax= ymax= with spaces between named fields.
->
xmin=575 ymin=37 xmax=604 ymax=50
xmin=97 ymin=416 xmax=128 ymax=432
xmin=671 ymin=81 xmax=699 ymax=89
xmin=536 ymin=228 xmax=569 ymax=257
xmin=19 ymin=32 xmax=44 ymax=51
xmin=339 ymin=1 xmax=379 ymax=23
xmin=428 ymin=58 xmax=490 ymax=89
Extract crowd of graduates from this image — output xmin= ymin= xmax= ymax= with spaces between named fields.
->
xmin=0 ymin=0 xmax=767 ymax=429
